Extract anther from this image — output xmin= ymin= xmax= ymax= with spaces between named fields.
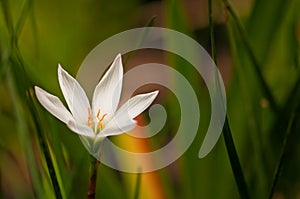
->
xmin=99 ymin=113 xmax=107 ymax=122
xmin=96 ymin=109 xmax=100 ymax=118
xmin=96 ymin=108 xmax=107 ymax=130
xmin=87 ymin=107 xmax=94 ymax=126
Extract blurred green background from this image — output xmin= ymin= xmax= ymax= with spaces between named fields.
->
xmin=1 ymin=0 xmax=300 ymax=198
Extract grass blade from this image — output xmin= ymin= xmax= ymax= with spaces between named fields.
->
xmin=208 ymin=0 xmax=249 ymax=198
xmin=0 ymin=0 xmax=65 ymax=195
xmin=268 ymin=111 xmax=296 ymax=198
xmin=246 ymin=0 xmax=293 ymax=63
xmin=6 ymin=66 xmax=44 ymax=198
xmin=223 ymin=119 xmax=250 ymax=198
xmin=222 ymin=0 xmax=279 ymax=113
xmin=27 ymin=77 xmax=64 ymax=199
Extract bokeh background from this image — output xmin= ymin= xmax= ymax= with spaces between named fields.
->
xmin=1 ymin=0 xmax=300 ymax=198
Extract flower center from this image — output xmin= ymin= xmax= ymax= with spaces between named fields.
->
xmin=87 ymin=107 xmax=107 ymax=133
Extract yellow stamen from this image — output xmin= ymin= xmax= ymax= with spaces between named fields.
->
xmin=99 ymin=113 xmax=107 ymax=122
xmin=96 ymin=109 xmax=100 ymax=118
xmin=96 ymin=108 xmax=107 ymax=130
xmin=87 ymin=107 xmax=94 ymax=126
xmin=87 ymin=108 xmax=108 ymax=130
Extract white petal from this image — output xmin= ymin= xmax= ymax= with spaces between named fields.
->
xmin=99 ymin=90 xmax=159 ymax=137
xmin=121 ymin=90 xmax=159 ymax=118
xmin=92 ymin=54 xmax=123 ymax=119
xmin=99 ymin=117 xmax=136 ymax=137
xmin=67 ymin=120 xmax=94 ymax=137
xmin=58 ymin=64 xmax=90 ymax=124
xmin=34 ymin=86 xmax=73 ymax=124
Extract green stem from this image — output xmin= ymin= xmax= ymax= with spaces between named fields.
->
xmin=87 ymin=155 xmax=100 ymax=199
xmin=222 ymin=0 xmax=280 ymax=113
xmin=208 ymin=0 xmax=249 ymax=198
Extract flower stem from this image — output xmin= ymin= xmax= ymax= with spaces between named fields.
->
xmin=87 ymin=155 xmax=100 ymax=199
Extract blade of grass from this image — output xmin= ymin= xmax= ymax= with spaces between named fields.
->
xmin=246 ymin=0 xmax=293 ymax=63
xmin=4 ymin=17 xmax=64 ymax=199
xmin=8 ymin=52 xmax=63 ymax=199
xmin=1 ymin=0 xmax=64 ymax=195
xmin=25 ymin=66 xmax=64 ymax=199
xmin=208 ymin=0 xmax=249 ymax=198
xmin=17 ymin=1 xmax=67 ymax=196
xmin=268 ymin=52 xmax=300 ymax=197
xmin=0 ymin=1 xmax=49 ymax=197
xmin=268 ymin=110 xmax=296 ymax=198
xmin=0 ymin=0 xmax=14 ymax=39
xmin=228 ymin=18 xmax=274 ymax=196
xmin=222 ymin=0 xmax=280 ymax=113
xmin=47 ymin=140 xmax=67 ymax=199
xmin=223 ymin=119 xmax=250 ymax=198
xmin=270 ymin=75 xmax=300 ymax=140
xmin=6 ymin=66 xmax=43 ymax=198
xmin=15 ymin=0 xmax=33 ymax=40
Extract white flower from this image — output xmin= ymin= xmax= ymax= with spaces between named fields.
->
xmin=34 ymin=54 xmax=159 ymax=145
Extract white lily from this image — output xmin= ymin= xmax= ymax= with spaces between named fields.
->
xmin=34 ymin=54 xmax=159 ymax=152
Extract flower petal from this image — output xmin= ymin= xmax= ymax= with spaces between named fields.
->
xmin=99 ymin=117 xmax=136 ymax=137
xmin=99 ymin=90 xmax=159 ymax=137
xmin=34 ymin=86 xmax=73 ymax=124
xmin=92 ymin=54 xmax=123 ymax=119
xmin=121 ymin=90 xmax=159 ymax=118
xmin=58 ymin=64 xmax=90 ymax=124
xmin=67 ymin=120 xmax=94 ymax=137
